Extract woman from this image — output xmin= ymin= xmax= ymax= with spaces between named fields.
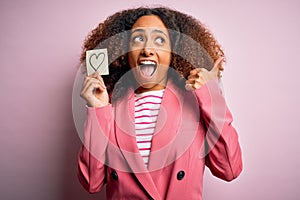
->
xmin=78 ymin=6 xmax=242 ymax=200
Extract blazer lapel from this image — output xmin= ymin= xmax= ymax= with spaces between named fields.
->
xmin=147 ymin=81 xmax=200 ymax=183
xmin=114 ymin=89 xmax=161 ymax=199
xmin=147 ymin=81 xmax=182 ymax=172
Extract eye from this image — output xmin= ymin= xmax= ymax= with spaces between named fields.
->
xmin=132 ymin=35 xmax=144 ymax=43
xmin=155 ymin=37 xmax=165 ymax=45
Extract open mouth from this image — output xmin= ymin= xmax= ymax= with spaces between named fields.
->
xmin=138 ymin=60 xmax=157 ymax=78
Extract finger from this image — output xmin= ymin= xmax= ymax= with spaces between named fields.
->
xmin=185 ymin=81 xmax=202 ymax=91
xmin=187 ymin=73 xmax=198 ymax=80
xmin=83 ymin=76 xmax=90 ymax=86
xmin=185 ymin=83 xmax=194 ymax=91
xmin=188 ymin=68 xmax=204 ymax=80
xmin=82 ymin=82 xmax=103 ymax=99
xmin=189 ymin=68 xmax=201 ymax=76
xmin=98 ymin=79 xmax=106 ymax=90
xmin=189 ymin=69 xmax=209 ymax=80
xmin=211 ymin=57 xmax=225 ymax=72
xmin=185 ymin=78 xmax=196 ymax=86
xmin=84 ymin=72 xmax=99 ymax=85
xmin=90 ymin=72 xmax=99 ymax=78
xmin=87 ymin=78 xmax=107 ymax=93
xmin=199 ymin=67 xmax=209 ymax=72
xmin=83 ymin=75 xmax=96 ymax=86
xmin=84 ymin=77 xmax=100 ymax=88
xmin=81 ymin=82 xmax=95 ymax=98
xmin=81 ymin=79 xmax=101 ymax=96
xmin=98 ymin=75 xmax=106 ymax=87
xmin=193 ymin=81 xmax=202 ymax=90
xmin=92 ymin=73 xmax=106 ymax=89
xmin=83 ymin=74 xmax=103 ymax=88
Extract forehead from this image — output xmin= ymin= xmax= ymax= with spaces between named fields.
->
xmin=131 ymin=15 xmax=167 ymax=30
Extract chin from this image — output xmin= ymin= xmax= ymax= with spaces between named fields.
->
xmin=137 ymin=80 xmax=157 ymax=89
xmin=136 ymin=80 xmax=166 ymax=93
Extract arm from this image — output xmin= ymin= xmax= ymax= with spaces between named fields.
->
xmin=195 ymin=79 xmax=242 ymax=181
xmin=78 ymin=72 xmax=112 ymax=192
xmin=77 ymin=105 xmax=113 ymax=192
xmin=186 ymin=57 xmax=242 ymax=181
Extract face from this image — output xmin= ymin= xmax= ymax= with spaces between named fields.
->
xmin=128 ymin=15 xmax=171 ymax=93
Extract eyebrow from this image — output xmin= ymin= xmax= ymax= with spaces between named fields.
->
xmin=131 ymin=28 xmax=169 ymax=38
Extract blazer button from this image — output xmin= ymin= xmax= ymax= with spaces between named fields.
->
xmin=177 ymin=170 xmax=185 ymax=180
xmin=111 ymin=171 xmax=118 ymax=181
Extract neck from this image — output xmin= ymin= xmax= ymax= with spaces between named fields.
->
xmin=135 ymin=84 xmax=166 ymax=94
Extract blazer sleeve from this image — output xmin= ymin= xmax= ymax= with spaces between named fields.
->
xmin=194 ymin=79 xmax=243 ymax=182
xmin=77 ymin=105 xmax=113 ymax=193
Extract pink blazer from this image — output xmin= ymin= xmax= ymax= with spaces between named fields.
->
xmin=77 ymin=79 xmax=242 ymax=200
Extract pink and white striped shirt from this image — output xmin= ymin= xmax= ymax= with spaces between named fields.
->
xmin=134 ymin=89 xmax=164 ymax=167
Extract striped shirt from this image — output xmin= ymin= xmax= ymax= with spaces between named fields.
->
xmin=134 ymin=89 xmax=164 ymax=167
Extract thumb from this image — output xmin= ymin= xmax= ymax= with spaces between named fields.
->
xmin=211 ymin=57 xmax=225 ymax=72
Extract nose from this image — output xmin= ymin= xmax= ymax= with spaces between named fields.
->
xmin=141 ymin=48 xmax=154 ymax=57
xmin=141 ymin=40 xmax=155 ymax=57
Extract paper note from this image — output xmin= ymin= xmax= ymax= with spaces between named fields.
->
xmin=86 ymin=49 xmax=109 ymax=76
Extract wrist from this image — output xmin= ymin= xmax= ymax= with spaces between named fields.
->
xmin=87 ymin=102 xmax=109 ymax=108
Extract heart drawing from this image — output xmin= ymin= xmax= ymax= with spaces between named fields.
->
xmin=89 ymin=52 xmax=105 ymax=72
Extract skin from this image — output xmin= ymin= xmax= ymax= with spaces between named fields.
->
xmin=127 ymin=15 xmax=171 ymax=94
xmin=185 ymin=56 xmax=224 ymax=91
xmin=80 ymin=15 xmax=224 ymax=107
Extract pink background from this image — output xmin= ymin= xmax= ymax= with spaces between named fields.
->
xmin=1 ymin=0 xmax=300 ymax=199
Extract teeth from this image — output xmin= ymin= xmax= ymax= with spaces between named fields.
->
xmin=140 ymin=60 xmax=156 ymax=65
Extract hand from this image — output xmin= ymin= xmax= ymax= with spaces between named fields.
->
xmin=80 ymin=72 xmax=109 ymax=107
xmin=185 ymin=57 xmax=224 ymax=91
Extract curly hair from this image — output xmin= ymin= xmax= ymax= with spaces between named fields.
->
xmin=80 ymin=6 xmax=225 ymax=101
